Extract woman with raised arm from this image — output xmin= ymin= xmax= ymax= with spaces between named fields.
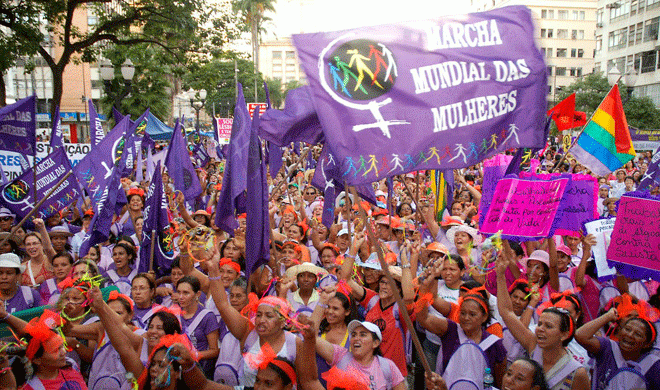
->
xmin=574 ymin=307 xmax=660 ymax=390
xmin=205 ymin=251 xmax=303 ymax=387
xmin=21 ymin=218 xmax=56 ymax=287
xmin=496 ymin=255 xmax=590 ymax=390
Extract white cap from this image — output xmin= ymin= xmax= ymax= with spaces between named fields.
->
xmin=347 ymin=320 xmax=382 ymax=341
xmin=0 ymin=253 xmax=24 ymax=273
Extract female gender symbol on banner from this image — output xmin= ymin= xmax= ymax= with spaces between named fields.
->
xmin=318 ymin=33 xmax=409 ymax=139
xmin=2 ymin=179 xmax=32 ymax=212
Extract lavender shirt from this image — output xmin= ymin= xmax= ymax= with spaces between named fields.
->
xmin=6 ymin=286 xmax=41 ymax=313
xmin=592 ymin=336 xmax=660 ymax=390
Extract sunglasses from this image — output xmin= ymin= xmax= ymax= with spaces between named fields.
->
xmin=0 ymin=217 xmax=12 ymax=221
xmin=305 ymin=191 xmax=316 ymax=195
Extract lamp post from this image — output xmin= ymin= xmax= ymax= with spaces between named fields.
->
xmin=607 ymin=64 xmax=638 ymax=103
xmin=99 ymin=58 xmax=135 ymax=111
xmin=188 ymin=88 xmax=207 ymax=132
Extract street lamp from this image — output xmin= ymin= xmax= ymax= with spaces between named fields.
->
xmin=99 ymin=58 xmax=136 ymax=111
xmin=608 ymin=64 xmax=638 ymax=103
xmin=188 ymin=88 xmax=207 ymax=132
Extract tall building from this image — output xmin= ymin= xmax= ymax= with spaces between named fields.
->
xmin=593 ymin=0 xmax=660 ymax=106
xmin=259 ymin=38 xmax=306 ymax=86
xmin=470 ymin=0 xmax=598 ymax=105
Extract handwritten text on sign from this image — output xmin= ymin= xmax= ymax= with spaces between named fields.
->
xmin=480 ymin=177 xmax=568 ymax=240
xmin=607 ymin=195 xmax=660 ymax=280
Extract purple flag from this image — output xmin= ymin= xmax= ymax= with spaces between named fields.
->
xmin=164 ymin=119 xmax=202 ymax=200
xmin=264 ymin=81 xmax=271 ymax=109
xmin=0 ymin=164 xmax=7 ymax=185
xmin=245 ymin=107 xmax=270 ymax=277
xmin=215 ymin=84 xmax=250 ymax=234
xmin=638 ymin=146 xmax=660 ymax=191
xmin=268 ymin=142 xmax=283 ymax=179
xmin=50 ymin=106 xmax=64 ymax=149
xmin=124 ymin=109 xmax=150 ymax=176
xmin=0 ymin=148 xmax=81 ymax=220
xmin=74 ymin=116 xmax=131 ymax=207
xmin=292 ymin=6 xmax=547 ymax=185
xmin=136 ymin=144 xmax=144 ymax=182
xmin=311 ymin=145 xmax=377 ymax=228
xmin=89 ymin=99 xmax=104 ymax=147
xmin=0 ymin=95 xmax=36 ymax=155
xmin=259 ymin=86 xmax=325 ymax=147
xmin=192 ymin=142 xmax=210 ymax=168
xmin=79 ymin=149 xmax=128 ymax=257
xmin=146 ymin=147 xmax=154 ymax=181
xmin=139 ymin=161 xmax=175 ymax=276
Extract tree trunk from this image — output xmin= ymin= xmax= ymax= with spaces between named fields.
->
xmin=50 ymin=64 xmax=64 ymax=120
xmin=0 ymin=75 xmax=6 ymax=107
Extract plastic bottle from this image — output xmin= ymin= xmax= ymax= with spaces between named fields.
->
xmin=483 ymin=367 xmax=494 ymax=389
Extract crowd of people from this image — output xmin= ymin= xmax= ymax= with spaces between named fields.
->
xmin=0 ymin=143 xmax=658 ymax=390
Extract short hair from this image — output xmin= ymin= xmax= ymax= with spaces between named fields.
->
xmin=177 ymin=275 xmax=201 ymax=293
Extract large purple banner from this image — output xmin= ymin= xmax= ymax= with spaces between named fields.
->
xmin=0 ymin=148 xmax=80 ymax=219
xmin=293 ymin=6 xmax=547 ymax=185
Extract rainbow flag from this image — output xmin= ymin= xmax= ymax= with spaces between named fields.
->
xmin=569 ymin=84 xmax=635 ymax=176
xmin=430 ymin=170 xmax=450 ymax=222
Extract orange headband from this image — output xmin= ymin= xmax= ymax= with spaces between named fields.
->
xmin=219 ymin=257 xmax=241 ymax=274
xmin=460 ymin=294 xmax=489 ymax=315
xmin=244 ymin=343 xmax=297 ymax=385
xmin=24 ymin=310 xmax=64 ymax=360
xmin=108 ymin=290 xmax=134 ymax=312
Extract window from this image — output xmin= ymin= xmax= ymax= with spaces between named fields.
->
xmin=597 ymin=8 xmax=604 ymax=24
xmin=632 ymin=0 xmax=638 ymax=15
xmin=558 ymin=10 xmax=569 ymax=20
xmin=272 ymin=64 xmax=282 ymax=72
xmin=285 ymin=51 xmax=296 ymax=59
xmin=570 ymin=67 xmax=583 ymax=77
xmin=272 ymin=51 xmax=282 ymax=60
xmin=636 ymin=22 xmax=644 ymax=44
xmin=641 ymin=50 xmax=657 ymax=73
xmin=579 ymin=11 xmax=586 ymax=20
xmin=609 ymin=28 xmax=627 ymax=48
xmin=577 ymin=48 xmax=585 ymax=57
xmin=644 ymin=17 xmax=659 ymax=41
xmin=541 ymin=9 xmax=554 ymax=19
xmin=577 ymin=30 xmax=584 ymax=39
xmin=596 ymin=35 xmax=602 ymax=53
xmin=555 ymin=67 xmax=567 ymax=76
xmin=572 ymin=10 xmax=579 ymax=20
xmin=547 ymin=66 xmax=553 ymax=76
xmin=650 ymin=0 xmax=660 ymax=10
xmin=556 ymin=48 xmax=567 ymax=57
xmin=629 ymin=25 xmax=637 ymax=46
xmin=558 ymin=29 xmax=568 ymax=39
xmin=541 ymin=48 xmax=552 ymax=57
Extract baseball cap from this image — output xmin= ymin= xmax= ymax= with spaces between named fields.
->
xmin=347 ymin=320 xmax=382 ymax=341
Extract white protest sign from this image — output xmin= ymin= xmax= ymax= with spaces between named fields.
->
xmin=584 ymin=218 xmax=617 ymax=280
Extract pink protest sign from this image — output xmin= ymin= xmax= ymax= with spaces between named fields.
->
xmin=214 ymin=118 xmax=233 ymax=141
xmin=607 ymin=193 xmax=660 ymax=281
xmin=480 ymin=176 xmax=568 ymax=240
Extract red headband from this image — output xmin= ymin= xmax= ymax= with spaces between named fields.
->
xmin=508 ymin=279 xmax=531 ymax=295
xmin=24 ymin=310 xmax=64 ymax=360
xmin=460 ymin=294 xmax=489 ymax=315
xmin=219 ymin=257 xmax=241 ymax=274
xmin=138 ymin=334 xmax=198 ymax=389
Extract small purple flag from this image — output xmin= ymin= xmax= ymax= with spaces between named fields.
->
xmin=292 ymin=6 xmax=547 ymax=185
xmin=245 ymin=107 xmax=270 ymax=277
xmin=0 ymin=95 xmax=36 ymax=155
xmin=136 ymin=144 xmax=144 ymax=182
xmin=79 ymin=149 xmax=128 ymax=257
xmin=89 ymin=100 xmax=104 ymax=147
xmin=259 ymin=86 xmax=325 ymax=147
xmin=215 ymin=83 xmax=251 ymax=234
xmin=192 ymin=142 xmax=210 ymax=168
xmin=0 ymin=147 xmax=81 ymax=220
xmin=639 ymin=146 xmax=660 ymax=191
xmin=50 ymin=106 xmax=64 ymax=149
xmin=139 ymin=161 xmax=175 ymax=276
xmin=74 ymin=116 xmax=131 ymax=207
xmin=146 ymin=147 xmax=154 ymax=181
xmin=164 ymin=119 xmax=202 ymax=200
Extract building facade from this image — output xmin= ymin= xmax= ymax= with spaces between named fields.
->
xmin=593 ymin=0 xmax=660 ymax=106
xmin=470 ymin=0 xmax=598 ymax=105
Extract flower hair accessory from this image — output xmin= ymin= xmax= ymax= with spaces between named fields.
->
xmin=108 ymin=290 xmax=135 ymax=312
xmin=322 ymin=366 xmax=369 ymax=390
xmin=23 ymin=310 xmax=65 ymax=360
xmin=243 ymin=343 xmax=296 ymax=385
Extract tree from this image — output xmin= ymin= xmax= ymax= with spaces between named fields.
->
xmin=558 ymin=72 xmax=660 ymax=129
xmin=265 ymin=77 xmax=283 ymax=108
xmin=182 ymin=53 xmax=270 ymax=118
xmin=0 ymin=0 xmax=203 ymax=117
xmin=283 ymin=78 xmax=305 ymax=101
xmin=232 ymin=0 xmax=276 ymax=102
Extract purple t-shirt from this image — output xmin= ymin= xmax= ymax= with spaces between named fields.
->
xmin=180 ymin=304 xmax=219 ymax=374
xmin=6 ymin=286 xmax=41 ymax=313
xmin=440 ymin=320 xmax=506 ymax=374
xmin=330 ymin=345 xmax=405 ymax=390
xmin=592 ymin=336 xmax=660 ymax=390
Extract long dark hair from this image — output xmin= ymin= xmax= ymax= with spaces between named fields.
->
xmin=541 ymin=307 xmax=574 ymax=347
xmin=514 ymin=358 xmax=550 ymax=390
xmin=319 ymin=292 xmax=357 ymax=334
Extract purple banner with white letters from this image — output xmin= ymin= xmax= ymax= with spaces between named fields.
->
xmin=0 ymin=147 xmax=80 ymax=219
xmin=293 ymin=6 xmax=547 ymax=185
xmin=0 ymin=95 xmax=37 ymax=156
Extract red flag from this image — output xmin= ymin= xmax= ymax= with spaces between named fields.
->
xmin=547 ymin=93 xmax=587 ymax=131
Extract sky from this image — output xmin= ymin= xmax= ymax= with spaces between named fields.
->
xmin=263 ymin=0 xmax=474 ymax=39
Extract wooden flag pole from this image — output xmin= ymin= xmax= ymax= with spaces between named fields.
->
xmin=0 ymin=171 xmax=74 ymax=249
xmin=149 ymin=230 xmax=157 ymax=272
xmin=553 ymin=77 xmax=622 ymax=172
xmin=348 ymin=186 xmax=433 ymax=373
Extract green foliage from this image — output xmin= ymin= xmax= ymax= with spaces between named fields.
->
xmin=283 ymin=79 xmax=305 ymax=101
xmin=101 ymin=45 xmax=172 ymax=122
xmin=265 ymin=78 xmax=283 ymax=108
xmin=556 ymin=72 xmax=660 ymax=130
